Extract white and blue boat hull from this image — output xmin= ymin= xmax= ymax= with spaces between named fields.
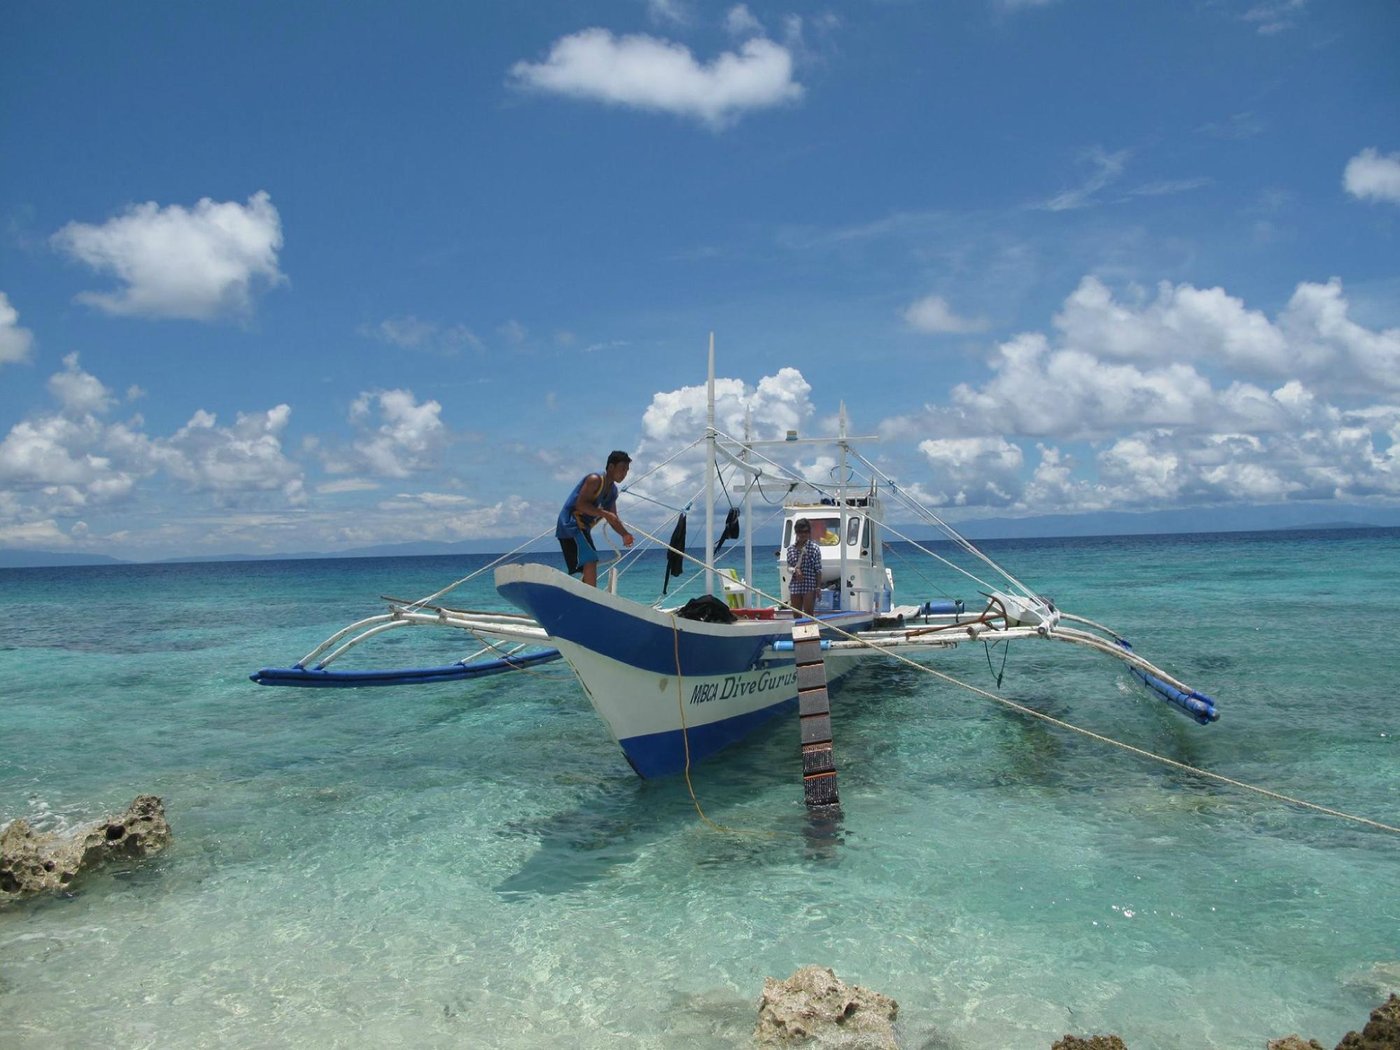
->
xmin=495 ymin=563 xmax=870 ymax=777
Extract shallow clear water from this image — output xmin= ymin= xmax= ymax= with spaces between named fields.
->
xmin=2 ymin=531 xmax=1397 ymax=1048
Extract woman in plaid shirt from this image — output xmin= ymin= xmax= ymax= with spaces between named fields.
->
xmin=786 ymin=518 xmax=822 ymax=617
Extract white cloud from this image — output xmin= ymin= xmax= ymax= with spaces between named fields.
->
xmin=0 ymin=519 xmax=73 ymax=548
xmin=642 ymin=367 xmax=813 ymax=446
xmin=916 ymin=436 xmax=1024 ymax=507
xmin=1279 ymin=278 xmax=1400 ymax=395
xmin=1343 ymin=148 xmax=1400 ymax=205
xmin=340 ymin=389 xmax=448 ymax=478
xmin=1050 ymin=274 xmax=1400 ymax=396
xmin=646 ymin=0 xmax=690 ymax=27
xmin=903 ymin=294 xmax=989 ymax=334
xmin=1041 ymin=147 xmax=1129 ymax=211
xmin=880 ymin=274 xmax=1400 ymax=514
xmin=52 ymin=191 xmax=285 ymax=320
xmin=637 ymin=367 xmax=816 ymax=499
xmin=157 ymin=404 xmax=306 ymax=504
xmin=0 ymin=414 xmax=125 ymax=491
xmin=725 ymin=4 xmax=763 ymax=37
xmin=1198 ymin=112 xmax=1265 ymax=140
xmin=1242 ymin=0 xmax=1306 ymax=35
xmin=48 ymin=352 xmax=117 ymax=415
xmin=0 ymin=357 xmax=413 ymax=552
xmin=1123 ymin=177 xmax=1212 ymax=199
xmin=947 ymin=332 xmax=1213 ymax=440
xmin=509 ymin=28 xmax=803 ymax=129
xmin=317 ymin=478 xmax=381 ymax=495
xmin=369 ymin=491 xmax=538 ymax=542
xmin=360 ymin=316 xmax=483 ymax=354
xmin=388 ymin=491 xmax=473 ymax=509
xmin=1053 ymin=276 xmax=1288 ymax=373
xmin=0 ymin=292 xmax=35 ymax=366
xmin=497 ymin=319 xmax=528 ymax=345
xmin=0 ymin=358 xmax=154 ymax=515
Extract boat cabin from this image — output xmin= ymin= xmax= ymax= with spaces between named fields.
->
xmin=778 ymin=491 xmax=893 ymax=615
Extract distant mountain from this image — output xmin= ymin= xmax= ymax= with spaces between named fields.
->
xmin=4 ymin=502 xmax=1398 ymax=569
xmin=0 ymin=540 xmax=513 ymax=569
xmin=159 ymin=538 xmax=515 ymax=563
xmin=944 ymin=504 xmax=1400 ymax=540
xmin=0 ymin=549 xmax=127 ymax=568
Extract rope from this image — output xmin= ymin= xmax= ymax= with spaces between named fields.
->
xmin=668 ymin=613 xmax=744 ymax=835
xmin=812 ymin=611 xmax=1400 ymax=837
xmin=408 ymin=526 xmax=557 ymax=609
xmin=339 ymin=449 xmax=1393 ymax=839
xmin=639 ymin=534 xmax=1399 ymax=837
xmin=467 ymin=635 xmax=568 ymax=680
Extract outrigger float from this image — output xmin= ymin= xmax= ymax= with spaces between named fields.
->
xmin=253 ymin=341 xmax=1218 ymax=781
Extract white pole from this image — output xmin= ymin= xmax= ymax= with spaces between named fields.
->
xmin=838 ymin=401 xmax=849 ymax=611
xmin=743 ymin=405 xmax=754 ymax=608
xmin=705 ymin=333 xmax=716 ymax=598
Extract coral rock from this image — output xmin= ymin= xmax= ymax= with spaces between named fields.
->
xmin=1051 ymin=1037 xmax=1128 ymax=1050
xmin=0 ymin=795 xmax=171 ymax=905
xmin=1268 ymin=1038 xmax=1325 ymax=1050
xmin=755 ymin=965 xmax=898 ymax=1048
xmin=1335 ymin=994 xmax=1400 ymax=1050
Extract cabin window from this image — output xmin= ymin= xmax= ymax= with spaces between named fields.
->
xmin=846 ymin=516 xmax=862 ymax=546
xmin=787 ymin=516 xmax=843 ymax=547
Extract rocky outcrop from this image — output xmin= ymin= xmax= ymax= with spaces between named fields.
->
xmin=1335 ymin=994 xmax=1400 ymax=1050
xmin=755 ymin=965 xmax=898 ymax=1048
xmin=0 ymin=795 xmax=171 ymax=905
xmin=1267 ymin=1038 xmax=1325 ymax=1050
xmin=1052 ymin=1038 xmax=1127 ymax=1050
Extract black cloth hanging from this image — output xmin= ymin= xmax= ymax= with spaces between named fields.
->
xmin=662 ymin=513 xmax=687 ymax=594
xmin=712 ymin=507 xmax=741 ymax=555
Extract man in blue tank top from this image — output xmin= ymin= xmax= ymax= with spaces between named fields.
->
xmin=556 ymin=450 xmax=634 ymax=586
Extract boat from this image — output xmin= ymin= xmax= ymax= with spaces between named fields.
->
xmin=252 ymin=340 xmax=1218 ymax=781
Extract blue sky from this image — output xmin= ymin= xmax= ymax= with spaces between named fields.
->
xmin=2 ymin=0 xmax=1398 ymax=560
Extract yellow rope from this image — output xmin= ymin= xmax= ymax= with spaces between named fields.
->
xmin=668 ymin=613 xmax=779 ymax=838
xmin=669 ymin=613 xmax=731 ymax=832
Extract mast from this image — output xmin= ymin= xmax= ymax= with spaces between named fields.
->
xmin=705 ymin=333 xmax=716 ymax=598
xmin=743 ymin=405 xmax=754 ymax=607
xmin=838 ymin=401 xmax=849 ymax=609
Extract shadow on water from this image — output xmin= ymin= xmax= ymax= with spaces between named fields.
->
xmin=492 ymin=729 xmax=854 ymax=897
xmin=492 ymin=775 xmax=689 ymax=899
xmin=801 ymin=804 xmax=845 ymax=862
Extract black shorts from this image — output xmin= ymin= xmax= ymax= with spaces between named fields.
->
xmin=558 ymin=530 xmax=598 ymax=575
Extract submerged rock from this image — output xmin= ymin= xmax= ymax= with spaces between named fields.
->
xmin=1345 ymin=962 xmax=1400 ymax=1002
xmin=755 ymin=965 xmax=898 ymax=1048
xmin=0 ymin=795 xmax=171 ymax=905
xmin=1335 ymin=994 xmax=1400 ymax=1050
xmin=1267 ymin=1038 xmax=1325 ymax=1050
xmin=1051 ymin=1037 xmax=1128 ymax=1050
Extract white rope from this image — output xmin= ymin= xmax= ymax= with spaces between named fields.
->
xmin=629 ymin=532 xmax=1400 ymax=837
xmin=816 ymin=604 xmax=1400 ymax=837
xmin=408 ymin=526 xmax=557 ymax=609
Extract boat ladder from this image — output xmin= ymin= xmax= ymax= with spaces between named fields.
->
xmin=794 ymin=620 xmax=840 ymax=810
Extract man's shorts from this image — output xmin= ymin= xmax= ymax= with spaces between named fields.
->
xmin=559 ymin=529 xmax=599 ymax=575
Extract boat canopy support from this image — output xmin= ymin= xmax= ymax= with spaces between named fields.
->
xmin=249 ymin=602 xmax=557 ymax=688
xmin=250 ymin=648 xmax=561 ymax=687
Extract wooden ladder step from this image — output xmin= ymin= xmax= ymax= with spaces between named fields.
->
xmin=792 ymin=621 xmax=839 ymax=810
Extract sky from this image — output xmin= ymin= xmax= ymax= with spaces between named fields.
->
xmin=2 ymin=0 xmax=1399 ymax=561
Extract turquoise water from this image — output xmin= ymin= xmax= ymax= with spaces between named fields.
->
xmin=1 ymin=531 xmax=1397 ymax=1048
